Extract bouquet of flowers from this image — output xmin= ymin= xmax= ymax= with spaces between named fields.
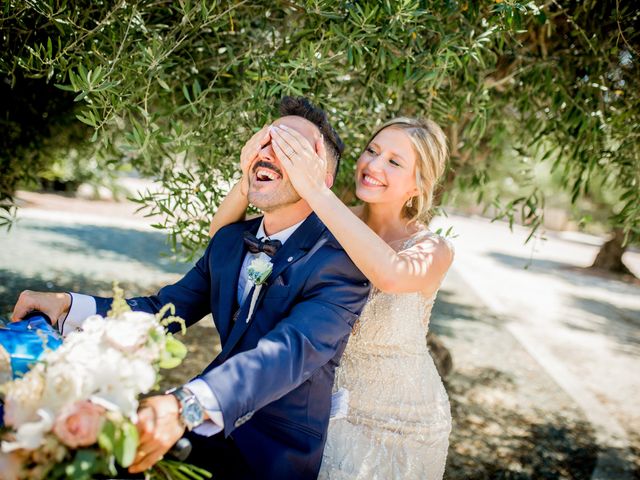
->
xmin=0 ymin=287 xmax=211 ymax=480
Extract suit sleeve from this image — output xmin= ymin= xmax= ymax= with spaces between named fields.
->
xmin=197 ymin=248 xmax=370 ymax=436
xmin=92 ymin=238 xmax=215 ymax=332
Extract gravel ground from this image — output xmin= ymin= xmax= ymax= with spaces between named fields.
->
xmin=433 ymin=272 xmax=603 ymax=479
xmin=4 ymin=201 xmax=634 ymax=478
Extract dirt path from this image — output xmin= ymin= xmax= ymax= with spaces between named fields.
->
xmin=431 ymin=214 xmax=640 ymax=479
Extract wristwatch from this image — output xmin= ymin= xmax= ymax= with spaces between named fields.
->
xmin=168 ymin=387 xmax=206 ymax=431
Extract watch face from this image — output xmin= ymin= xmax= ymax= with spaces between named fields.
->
xmin=183 ymin=401 xmax=204 ymax=426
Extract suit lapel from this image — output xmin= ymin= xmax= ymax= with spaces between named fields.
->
xmin=215 ymin=218 xmax=261 ymax=344
xmin=216 ymin=213 xmax=326 ymax=362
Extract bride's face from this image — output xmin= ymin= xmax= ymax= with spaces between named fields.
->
xmin=355 ymin=127 xmax=418 ymax=209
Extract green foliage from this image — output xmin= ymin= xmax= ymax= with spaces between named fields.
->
xmin=1 ymin=0 xmax=638 ymax=257
xmin=159 ymin=334 xmax=188 ymax=369
xmin=64 ymin=449 xmax=100 ymax=480
xmin=153 ymin=458 xmax=213 ymax=480
xmin=114 ymin=419 xmax=139 ymax=468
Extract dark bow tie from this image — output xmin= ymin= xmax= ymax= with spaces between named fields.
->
xmin=243 ymin=231 xmax=282 ymax=257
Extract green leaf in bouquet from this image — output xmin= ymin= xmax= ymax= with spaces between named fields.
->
xmin=159 ymin=355 xmax=182 ymax=369
xmin=166 ymin=335 xmax=187 ymax=358
xmin=65 ymin=449 xmax=99 ymax=480
xmin=98 ymin=418 xmax=117 ymax=454
xmin=159 ymin=335 xmax=188 ymax=369
xmin=114 ymin=420 xmax=139 ymax=468
xmin=149 ymin=327 xmax=163 ymax=344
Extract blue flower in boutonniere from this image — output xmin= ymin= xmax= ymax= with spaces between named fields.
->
xmin=246 ymin=257 xmax=273 ymax=323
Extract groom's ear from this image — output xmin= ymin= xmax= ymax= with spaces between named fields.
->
xmin=325 ymin=172 xmax=334 ymax=189
xmin=316 ymin=136 xmax=334 ymax=188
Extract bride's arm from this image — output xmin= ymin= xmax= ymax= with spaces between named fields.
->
xmin=299 ymin=187 xmax=452 ymax=296
xmin=270 ymin=125 xmax=453 ymax=296
xmin=209 ymin=125 xmax=270 ymax=238
xmin=208 ymin=181 xmax=249 ymax=238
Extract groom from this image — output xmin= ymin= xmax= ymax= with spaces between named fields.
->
xmin=11 ymin=97 xmax=370 ymax=479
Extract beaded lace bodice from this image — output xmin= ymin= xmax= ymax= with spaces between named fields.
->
xmin=319 ymin=230 xmax=453 ymax=480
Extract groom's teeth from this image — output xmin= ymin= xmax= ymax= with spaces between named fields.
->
xmin=256 ymin=169 xmax=279 ymax=181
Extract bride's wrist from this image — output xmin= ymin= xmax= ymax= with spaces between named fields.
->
xmin=306 ymin=184 xmax=334 ymax=209
xmin=238 ymin=176 xmax=250 ymax=198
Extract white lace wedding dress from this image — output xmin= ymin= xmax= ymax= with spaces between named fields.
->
xmin=318 ymin=230 xmax=453 ymax=480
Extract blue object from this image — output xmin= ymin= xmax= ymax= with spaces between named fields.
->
xmin=0 ymin=311 xmax=63 ymax=383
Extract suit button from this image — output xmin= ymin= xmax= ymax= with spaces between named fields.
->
xmin=287 ymin=256 xmax=293 ymax=262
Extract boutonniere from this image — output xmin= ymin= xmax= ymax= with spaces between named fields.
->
xmin=246 ymin=257 xmax=273 ymax=323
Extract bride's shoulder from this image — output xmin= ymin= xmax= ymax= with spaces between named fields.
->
xmin=404 ymin=226 xmax=455 ymax=261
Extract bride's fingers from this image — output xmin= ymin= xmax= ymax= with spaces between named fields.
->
xmin=270 ymin=127 xmax=299 ymax=160
xmin=277 ymin=124 xmax=314 ymax=155
xmin=271 ymin=137 xmax=294 ymax=166
xmin=271 ymin=133 xmax=298 ymax=164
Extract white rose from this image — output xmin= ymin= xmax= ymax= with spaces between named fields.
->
xmin=128 ymin=359 xmax=156 ymax=394
xmin=89 ymin=347 xmax=155 ymax=418
xmin=79 ymin=315 xmax=107 ymax=336
xmin=1 ymin=409 xmax=55 ymax=453
xmin=3 ymin=367 xmax=45 ymax=428
xmin=247 ymin=257 xmax=273 ymax=285
xmin=104 ymin=311 xmax=158 ymax=352
xmin=40 ymin=361 xmax=91 ymax=414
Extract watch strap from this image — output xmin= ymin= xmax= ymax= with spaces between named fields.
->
xmin=168 ymin=387 xmax=205 ymax=430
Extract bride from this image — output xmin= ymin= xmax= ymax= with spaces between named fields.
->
xmin=210 ymin=116 xmax=454 ymax=479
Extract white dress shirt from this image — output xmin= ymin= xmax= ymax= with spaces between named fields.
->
xmin=62 ymin=217 xmax=305 ymax=436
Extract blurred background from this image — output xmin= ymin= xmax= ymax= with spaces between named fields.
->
xmin=1 ymin=1 xmax=638 ymax=478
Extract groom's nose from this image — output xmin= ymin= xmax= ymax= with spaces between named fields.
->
xmin=257 ymin=143 xmax=282 ymax=169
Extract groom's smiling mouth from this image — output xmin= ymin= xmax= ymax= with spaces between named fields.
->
xmin=253 ymin=161 xmax=283 ymax=183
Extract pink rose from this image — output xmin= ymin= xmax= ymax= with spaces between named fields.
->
xmin=52 ymin=400 xmax=105 ymax=448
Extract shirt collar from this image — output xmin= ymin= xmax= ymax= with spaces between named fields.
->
xmin=256 ymin=217 xmax=307 ymax=245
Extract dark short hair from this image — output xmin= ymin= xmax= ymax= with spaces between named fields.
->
xmin=278 ymin=96 xmax=345 ymax=178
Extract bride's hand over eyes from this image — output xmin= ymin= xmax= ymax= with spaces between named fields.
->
xmin=270 ymin=124 xmax=329 ymax=199
xmin=239 ymin=125 xmax=271 ymax=195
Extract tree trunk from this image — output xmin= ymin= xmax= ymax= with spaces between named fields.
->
xmin=591 ymin=228 xmax=632 ymax=275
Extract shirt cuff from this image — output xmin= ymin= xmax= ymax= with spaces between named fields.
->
xmin=59 ymin=293 xmax=96 ymax=337
xmin=185 ymin=378 xmax=224 ymax=436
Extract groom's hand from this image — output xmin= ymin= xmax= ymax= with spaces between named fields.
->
xmin=11 ymin=290 xmax=71 ymax=324
xmin=129 ymin=394 xmax=186 ymax=473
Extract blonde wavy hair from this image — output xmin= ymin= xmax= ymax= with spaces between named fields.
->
xmin=365 ymin=117 xmax=449 ymax=223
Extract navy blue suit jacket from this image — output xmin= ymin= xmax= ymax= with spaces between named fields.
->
xmin=93 ymin=213 xmax=370 ymax=479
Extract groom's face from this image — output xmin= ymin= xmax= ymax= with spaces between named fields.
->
xmin=247 ymin=115 xmax=321 ymax=212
